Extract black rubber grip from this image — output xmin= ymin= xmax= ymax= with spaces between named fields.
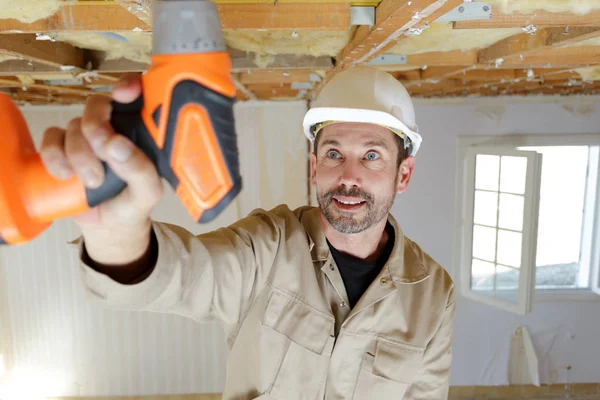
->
xmin=85 ymin=80 xmax=242 ymax=224
xmin=85 ymin=96 xmax=164 ymax=208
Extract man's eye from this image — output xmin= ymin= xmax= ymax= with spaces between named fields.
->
xmin=365 ymin=152 xmax=379 ymax=161
xmin=327 ymin=151 xmax=340 ymax=159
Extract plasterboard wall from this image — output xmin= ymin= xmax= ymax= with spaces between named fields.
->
xmin=0 ymin=100 xmax=309 ymax=397
xmin=393 ymin=97 xmax=600 ymax=385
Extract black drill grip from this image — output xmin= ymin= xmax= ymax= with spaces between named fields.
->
xmin=84 ymin=96 xmax=161 ymax=208
xmin=84 ymin=81 xmax=242 ymax=224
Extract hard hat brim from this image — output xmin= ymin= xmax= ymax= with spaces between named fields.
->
xmin=302 ymin=107 xmax=422 ymax=156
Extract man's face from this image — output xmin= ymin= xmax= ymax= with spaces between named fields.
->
xmin=311 ymin=122 xmax=414 ymax=234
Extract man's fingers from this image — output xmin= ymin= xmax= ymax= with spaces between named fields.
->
xmin=65 ymin=118 xmax=106 ymax=189
xmin=81 ymin=95 xmax=114 ymax=154
xmin=104 ymin=135 xmax=163 ymax=212
xmin=112 ymin=73 xmax=143 ymax=104
xmin=40 ymin=127 xmax=73 ymax=180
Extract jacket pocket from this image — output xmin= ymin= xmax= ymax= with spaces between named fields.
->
xmin=353 ymin=340 xmax=424 ymax=399
xmin=261 ymin=290 xmax=334 ymax=400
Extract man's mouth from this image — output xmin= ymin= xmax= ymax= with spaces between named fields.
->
xmin=332 ymin=197 xmax=366 ymax=210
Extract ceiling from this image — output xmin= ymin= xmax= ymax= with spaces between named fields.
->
xmin=1 ymin=0 xmax=600 ymax=105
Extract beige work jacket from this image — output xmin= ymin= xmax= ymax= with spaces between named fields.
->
xmin=74 ymin=205 xmax=455 ymax=400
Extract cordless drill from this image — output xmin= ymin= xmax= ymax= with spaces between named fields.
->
xmin=0 ymin=0 xmax=242 ymax=245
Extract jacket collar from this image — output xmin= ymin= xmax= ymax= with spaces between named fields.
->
xmin=300 ymin=207 xmax=430 ymax=284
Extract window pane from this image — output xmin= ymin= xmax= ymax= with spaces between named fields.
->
xmin=529 ymin=146 xmax=587 ymax=267
xmin=472 ymin=225 xmax=497 ymax=262
xmin=471 ymin=259 xmax=495 ymax=292
xmin=475 ymin=154 xmax=500 ymax=191
xmin=497 ymin=229 xmax=522 ymax=268
xmin=500 ymin=156 xmax=527 ymax=194
xmin=496 ymin=265 xmax=520 ymax=304
xmin=498 ymin=193 xmax=524 ymax=231
xmin=474 ymin=190 xmax=498 ymax=227
xmin=536 ymin=264 xmax=578 ymax=289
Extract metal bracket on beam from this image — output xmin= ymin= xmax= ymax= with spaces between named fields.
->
xmin=291 ymin=82 xmax=314 ymax=90
xmin=309 ymin=73 xmax=322 ymax=82
xmin=435 ymin=2 xmax=491 ymax=22
xmin=366 ymin=54 xmax=407 ymax=66
xmin=351 ymin=6 xmax=375 ymax=26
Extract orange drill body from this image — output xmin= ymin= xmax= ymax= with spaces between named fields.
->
xmin=0 ymin=0 xmax=242 ymax=245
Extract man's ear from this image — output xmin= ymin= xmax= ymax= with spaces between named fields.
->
xmin=396 ymin=156 xmax=415 ymax=194
xmin=311 ymin=152 xmax=317 ymax=187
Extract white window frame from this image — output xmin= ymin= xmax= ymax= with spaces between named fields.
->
xmin=455 ymin=134 xmax=600 ymax=308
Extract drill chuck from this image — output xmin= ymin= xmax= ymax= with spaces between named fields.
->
xmin=153 ymin=0 xmax=226 ymax=56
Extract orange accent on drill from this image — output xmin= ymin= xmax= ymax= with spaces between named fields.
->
xmin=0 ymin=0 xmax=242 ymax=245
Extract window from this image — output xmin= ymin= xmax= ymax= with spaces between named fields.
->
xmin=455 ymin=135 xmax=600 ymax=315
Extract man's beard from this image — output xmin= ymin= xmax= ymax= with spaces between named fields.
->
xmin=317 ymin=185 xmax=395 ymax=234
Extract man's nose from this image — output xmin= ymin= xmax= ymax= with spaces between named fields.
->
xmin=338 ymin=159 xmax=361 ymax=187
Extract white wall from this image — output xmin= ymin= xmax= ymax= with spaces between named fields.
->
xmin=393 ymin=97 xmax=600 ymax=386
xmin=0 ymin=100 xmax=309 ymax=397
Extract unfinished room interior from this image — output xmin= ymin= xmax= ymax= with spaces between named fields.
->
xmin=2 ymin=0 xmax=600 ymax=399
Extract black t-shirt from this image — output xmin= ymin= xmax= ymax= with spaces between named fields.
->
xmin=326 ymin=222 xmax=395 ymax=308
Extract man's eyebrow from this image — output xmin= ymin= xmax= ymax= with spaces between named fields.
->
xmin=320 ymin=139 xmax=341 ymax=147
xmin=363 ymin=140 xmax=389 ymax=149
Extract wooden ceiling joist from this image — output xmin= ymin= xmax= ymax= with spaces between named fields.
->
xmin=0 ymin=77 xmax=94 ymax=97
xmin=0 ymin=3 xmax=151 ymax=33
xmin=237 ymin=69 xmax=315 ymax=84
xmin=453 ymin=9 xmax=600 ymax=29
xmin=309 ymin=0 xmax=465 ymax=98
xmin=403 ymin=49 xmax=478 ymax=66
xmin=0 ymin=34 xmax=84 ymax=69
xmin=478 ymin=27 xmax=600 ymax=65
xmin=218 ymin=3 xmax=351 ymax=30
xmin=338 ymin=0 xmax=465 ymax=66
xmin=0 ymin=2 xmax=349 ymax=33
xmin=114 ymin=0 xmax=154 ymax=26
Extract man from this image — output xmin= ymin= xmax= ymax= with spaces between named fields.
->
xmin=41 ymin=66 xmax=455 ymax=399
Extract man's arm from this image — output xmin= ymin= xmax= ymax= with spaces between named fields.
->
xmin=404 ymin=290 xmax=456 ymax=400
xmin=72 ymin=206 xmax=288 ymax=326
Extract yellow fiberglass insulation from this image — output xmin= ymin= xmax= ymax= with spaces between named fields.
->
xmin=0 ymin=0 xmax=64 ymax=23
xmin=388 ymin=22 xmax=520 ymax=55
xmin=224 ymin=29 xmax=352 ymax=66
xmin=52 ymin=32 xmax=152 ymax=64
xmin=487 ymin=0 xmax=600 ymax=15
xmin=576 ymin=67 xmax=600 ymax=81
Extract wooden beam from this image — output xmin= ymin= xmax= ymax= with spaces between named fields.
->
xmin=453 ymin=10 xmax=600 ymax=29
xmin=0 ymin=4 xmax=151 ymax=33
xmin=230 ymin=53 xmax=333 ymax=72
xmin=478 ymin=27 xmax=600 ymax=65
xmin=390 ymin=69 xmax=422 ymax=81
xmin=85 ymin=50 xmax=333 ymax=74
xmin=238 ymin=69 xmax=314 ymax=84
xmin=114 ymin=0 xmax=154 ymax=26
xmin=0 ymin=2 xmax=348 ymax=32
xmin=494 ymin=46 xmax=600 ymax=68
xmin=0 ymin=60 xmax=64 ymax=76
xmin=403 ymin=49 xmax=478 ymax=66
xmin=337 ymin=0 xmax=465 ymax=66
xmin=0 ymin=34 xmax=84 ymax=69
xmin=218 ymin=3 xmax=350 ymax=30
xmin=308 ymin=0 xmax=464 ymax=99
xmin=0 ymin=77 xmax=95 ymax=96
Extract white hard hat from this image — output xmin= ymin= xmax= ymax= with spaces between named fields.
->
xmin=303 ymin=66 xmax=422 ymax=156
